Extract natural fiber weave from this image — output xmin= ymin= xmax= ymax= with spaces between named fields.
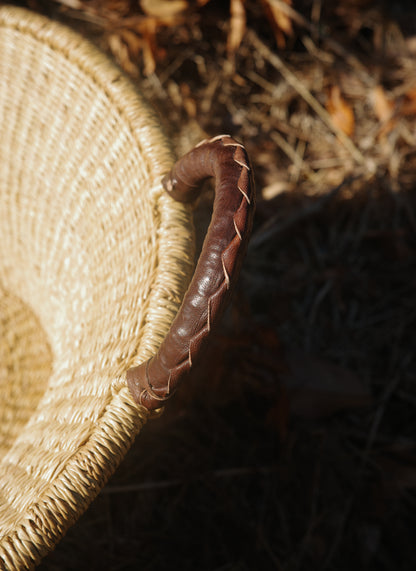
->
xmin=0 ymin=6 xmax=194 ymax=568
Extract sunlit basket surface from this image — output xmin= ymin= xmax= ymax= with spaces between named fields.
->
xmin=0 ymin=6 xmax=194 ymax=568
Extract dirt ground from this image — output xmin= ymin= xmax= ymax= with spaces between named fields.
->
xmin=5 ymin=0 xmax=416 ymax=569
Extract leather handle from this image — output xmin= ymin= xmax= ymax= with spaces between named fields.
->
xmin=126 ymin=135 xmax=255 ymax=410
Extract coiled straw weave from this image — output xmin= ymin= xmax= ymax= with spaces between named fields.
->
xmin=0 ymin=6 xmax=194 ymax=568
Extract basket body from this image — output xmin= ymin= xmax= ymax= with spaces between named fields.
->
xmin=0 ymin=6 xmax=194 ymax=569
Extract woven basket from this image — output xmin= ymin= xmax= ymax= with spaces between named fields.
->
xmin=0 ymin=6 xmax=254 ymax=569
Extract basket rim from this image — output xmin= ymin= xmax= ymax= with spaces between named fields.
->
xmin=0 ymin=5 xmax=193 ymax=568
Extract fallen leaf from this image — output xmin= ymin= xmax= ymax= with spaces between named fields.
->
xmin=227 ymin=0 xmax=246 ymax=56
xmin=140 ymin=0 xmax=188 ymax=18
xmin=326 ymin=85 xmax=355 ymax=137
xmin=371 ymin=85 xmax=395 ymax=122
xmin=283 ymin=351 xmax=372 ymax=418
xmin=261 ymin=0 xmax=294 ymax=49
xmin=55 ymin=0 xmax=83 ymax=7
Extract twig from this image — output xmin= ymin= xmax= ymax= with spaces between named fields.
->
xmin=247 ymin=29 xmax=368 ymax=167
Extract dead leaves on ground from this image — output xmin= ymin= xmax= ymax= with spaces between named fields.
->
xmin=324 ymin=82 xmax=416 ymax=161
xmin=54 ymin=0 xmax=296 ymax=75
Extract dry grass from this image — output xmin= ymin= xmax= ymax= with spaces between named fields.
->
xmin=4 ymin=0 xmax=416 ymax=569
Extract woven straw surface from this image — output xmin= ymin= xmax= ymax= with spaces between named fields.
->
xmin=0 ymin=6 xmax=194 ymax=569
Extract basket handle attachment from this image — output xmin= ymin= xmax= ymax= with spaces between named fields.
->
xmin=126 ymin=135 xmax=255 ymax=410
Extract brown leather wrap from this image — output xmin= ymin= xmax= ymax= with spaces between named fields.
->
xmin=126 ymin=135 xmax=255 ymax=410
